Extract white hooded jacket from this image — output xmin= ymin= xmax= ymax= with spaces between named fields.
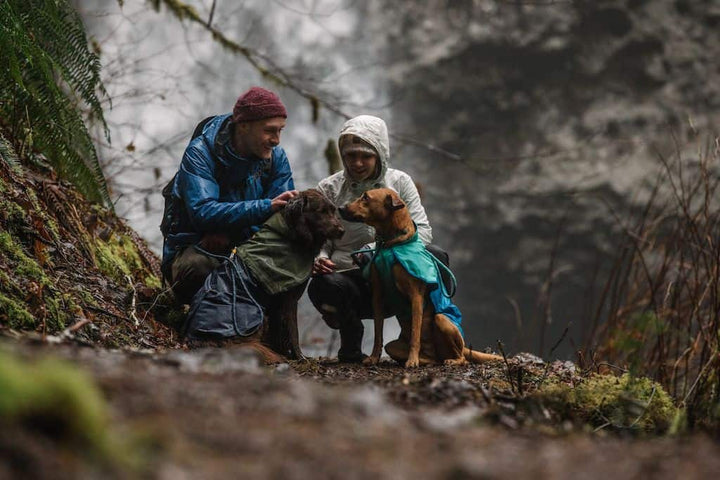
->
xmin=317 ymin=115 xmax=432 ymax=270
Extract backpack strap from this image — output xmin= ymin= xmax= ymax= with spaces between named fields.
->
xmin=160 ymin=116 xmax=218 ymax=238
xmin=191 ymin=115 xmax=215 ymax=141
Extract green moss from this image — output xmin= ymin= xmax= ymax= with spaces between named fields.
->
xmin=0 ymin=196 xmax=27 ymax=225
xmin=44 ymin=293 xmax=82 ymax=332
xmin=0 ymin=350 xmax=111 ymax=453
xmin=144 ymin=274 xmax=162 ymax=289
xmin=46 ymin=217 xmax=61 ymax=241
xmin=74 ymin=287 xmax=98 ymax=307
xmin=24 ymin=188 xmax=61 ymax=241
xmin=0 ymin=270 xmax=14 ymax=292
xmin=537 ymin=373 xmax=677 ymax=433
xmin=0 ymin=349 xmax=164 ymax=473
xmin=0 ymin=292 xmax=36 ymax=328
xmin=94 ymin=234 xmax=144 ymax=283
xmin=0 ymin=231 xmax=47 ymax=282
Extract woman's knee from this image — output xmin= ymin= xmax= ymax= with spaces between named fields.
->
xmin=308 ymin=275 xmax=349 ymax=329
xmin=426 ymin=244 xmax=449 ymax=266
xmin=308 ymin=275 xmax=340 ymax=310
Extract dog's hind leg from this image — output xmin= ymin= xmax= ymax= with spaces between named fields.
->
xmin=433 ymin=314 xmax=467 ymax=366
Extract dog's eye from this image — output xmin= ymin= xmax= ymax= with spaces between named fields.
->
xmin=361 ymin=193 xmax=369 ymax=201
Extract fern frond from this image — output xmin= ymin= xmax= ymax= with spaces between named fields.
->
xmin=0 ymin=132 xmax=22 ymax=173
xmin=0 ymin=0 xmax=111 ymax=207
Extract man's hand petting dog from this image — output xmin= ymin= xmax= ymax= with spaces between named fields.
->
xmin=271 ymin=189 xmax=299 ymax=212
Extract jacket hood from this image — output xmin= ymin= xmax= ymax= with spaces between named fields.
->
xmin=338 ymin=115 xmax=389 ymax=189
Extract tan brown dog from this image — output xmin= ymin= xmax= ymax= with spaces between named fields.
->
xmin=340 ymin=188 xmax=501 ymax=367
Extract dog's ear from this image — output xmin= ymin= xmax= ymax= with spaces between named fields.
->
xmin=385 ymin=193 xmax=405 ymax=211
xmin=284 ymin=195 xmax=303 ymax=220
xmin=284 ymin=194 xmax=314 ymax=249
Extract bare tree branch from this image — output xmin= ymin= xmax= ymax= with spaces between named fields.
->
xmin=148 ymin=0 xmax=465 ymax=162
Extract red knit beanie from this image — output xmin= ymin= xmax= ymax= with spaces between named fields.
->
xmin=232 ymin=87 xmax=287 ymax=123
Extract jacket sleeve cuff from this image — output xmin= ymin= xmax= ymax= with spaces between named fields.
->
xmin=250 ymin=198 xmax=273 ymax=224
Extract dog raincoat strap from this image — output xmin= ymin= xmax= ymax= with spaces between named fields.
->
xmin=364 ymin=232 xmax=464 ymax=337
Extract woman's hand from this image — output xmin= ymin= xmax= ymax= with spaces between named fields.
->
xmin=312 ymin=257 xmax=336 ymax=275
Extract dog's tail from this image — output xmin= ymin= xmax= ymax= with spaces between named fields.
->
xmin=227 ymin=338 xmax=287 ymax=365
xmin=463 ymin=348 xmax=503 ymax=363
xmin=247 ymin=342 xmax=287 ymax=364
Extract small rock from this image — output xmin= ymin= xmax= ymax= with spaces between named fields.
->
xmin=514 ymin=352 xmax=545 ymax=365
xmin=161 ymin=348 xmax=261 ymax=374
xmin=418 ymin=405 xmax=483 ymax=433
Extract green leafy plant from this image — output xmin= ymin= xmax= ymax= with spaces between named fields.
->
xmin=0 ymin=0 xmax=111 ymax=206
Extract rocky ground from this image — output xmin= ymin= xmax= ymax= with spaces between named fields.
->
xmin=1 ymin=336 xmax=719 ymax=479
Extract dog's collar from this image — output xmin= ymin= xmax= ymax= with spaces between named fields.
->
xmin=376 ymin=222 xmax=418 ymax=249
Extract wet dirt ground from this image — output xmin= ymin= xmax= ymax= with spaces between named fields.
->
xmin=2 ymin=339 xmax=719 ymax=479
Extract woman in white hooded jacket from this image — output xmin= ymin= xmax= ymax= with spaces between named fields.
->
xmin=308 ymin=115 xmax=448 ymax=362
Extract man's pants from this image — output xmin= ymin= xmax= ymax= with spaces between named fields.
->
xmin=307 ymin=245 xmax=450 ymax=362
xmin=168 ymin=246 xmax=221 ymax=304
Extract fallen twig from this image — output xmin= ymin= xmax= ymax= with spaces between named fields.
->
xmin=66 ymin=317 xmax=92 ymax=333
xmin=629 ymin=386 xmax=656 ymax=429
xmin=84 ymin=304 xmax=129 ymax=322
xmin=139 ymin=284 xmax=176 ymax=324
xmin=126 ymin=275 xmax=140 ymax=328
xmin=497 ymin=340 xmax=516 ymax=394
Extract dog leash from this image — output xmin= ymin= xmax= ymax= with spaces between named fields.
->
xmin=431 ymin=258 xmax=457 ymax=298
xmin=193 ymin=245 xmax=264 ymax=337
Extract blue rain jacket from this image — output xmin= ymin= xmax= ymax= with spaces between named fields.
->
xmin=362 ymin=231 xmax=463 ymax=337
xmin=161 ymin=114 xmax=294 ymax=272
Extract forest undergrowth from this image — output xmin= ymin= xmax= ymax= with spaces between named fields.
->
xmin=585 ymin=136 xmax=720 ymax=432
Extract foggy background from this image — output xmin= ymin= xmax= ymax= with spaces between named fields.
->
xmin=74 ymin=0 xmax=720 ymax=359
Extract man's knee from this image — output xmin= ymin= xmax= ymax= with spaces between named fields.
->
xmin=170 ymin=246 xmax=220 ymax=303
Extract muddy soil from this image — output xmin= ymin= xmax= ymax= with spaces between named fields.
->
xmin=2 ymin=339 xmax=718 ymax=480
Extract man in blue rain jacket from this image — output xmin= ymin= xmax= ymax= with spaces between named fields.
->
xmin=160 ymin=87 xmax=298 ymax=303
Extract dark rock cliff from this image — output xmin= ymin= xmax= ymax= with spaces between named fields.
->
xmin=363 ymin=0 xmax=720 ymax=356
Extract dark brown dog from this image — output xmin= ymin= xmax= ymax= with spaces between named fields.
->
xmin=264 ymin=188 xmax=345 ymax=360
xmin=209 ymin=189 xmax=344 ymax=363
xmin=340 ymin=188 xmax=501 ymax=367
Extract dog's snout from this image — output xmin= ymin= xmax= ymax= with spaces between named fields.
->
xmin=339 ymin=205 xmax=358 ymax=222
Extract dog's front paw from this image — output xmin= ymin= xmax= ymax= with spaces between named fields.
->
xmin=363 ymin=355 xmax=380 ymax=366
xmin=405 ymin=357 xmax=420 ymax=368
